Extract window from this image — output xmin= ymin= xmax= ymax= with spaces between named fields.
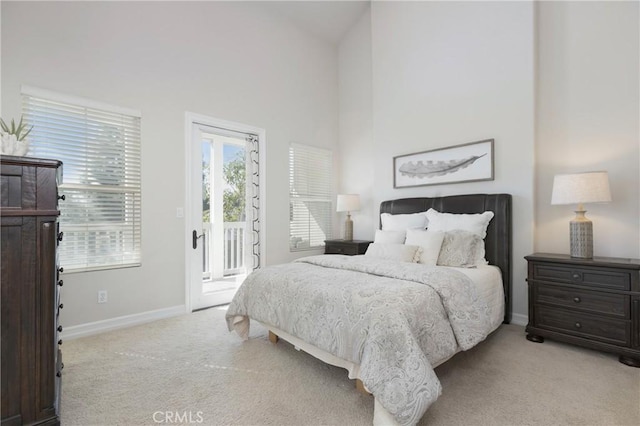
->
xmin=22 ymin=86 xmax=142 ymax=272
xmin=289 ymin=143 xmax=333 ymax=251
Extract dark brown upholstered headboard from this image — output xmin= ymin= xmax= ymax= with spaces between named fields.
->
xmin=380 ymin=194 xmax=512 ymax=324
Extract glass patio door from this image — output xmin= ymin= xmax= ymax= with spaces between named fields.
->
xmin=189 ymin=123 xmax=255 ymax=310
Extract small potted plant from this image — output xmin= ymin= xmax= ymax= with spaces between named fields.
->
xmin=1 ymin=116 xmax=33 ymax=156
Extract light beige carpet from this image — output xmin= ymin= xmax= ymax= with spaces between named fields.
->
xmin=62 ymin=307 xmax=640 ymax=426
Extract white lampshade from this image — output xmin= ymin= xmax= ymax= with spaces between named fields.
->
xmin=336 ymin=194 xmax=360 ymax=212
xmin=551 ymin=171 xmax=612 ymax=206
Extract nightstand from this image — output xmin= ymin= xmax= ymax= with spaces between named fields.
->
xmin=324 ymin=239 xmax=372 ymax=256
xmin=525 ymin=253 xmax=640 ymax=367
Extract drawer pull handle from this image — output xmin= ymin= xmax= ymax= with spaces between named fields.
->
xmin=56 ymin=371 xmax=61 ymax=378
xmin=59 ymin=303 xmax=64 ymax=310
xmin=57 ymin=325 xmax=63 ymax=332
xmin=573 ymin=297 xmax=581 ymax=303
xmin=575 ymin=322 xmax=582 ymax=329
xmin=57 ymin=232 xmax=64 ymax=242
xmin=58 ymin=339 xmax=63 ymax=346
xmin=58 ymin=280 xmax=63 ymax=287
xmin=58 ymin=194 xmax=66 ymax=201
xmin=58 ymin=267 xmax=64 ymax=273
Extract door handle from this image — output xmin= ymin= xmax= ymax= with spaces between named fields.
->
xmin=192 ymin=230 xmax=204 ymax=249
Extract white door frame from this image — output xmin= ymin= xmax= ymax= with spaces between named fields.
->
xmin=184 ymin=111 xmax=267 ymax=313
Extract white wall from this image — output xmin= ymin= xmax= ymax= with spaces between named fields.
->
xmin=363 ymin=1 xmax=535 ymax=320
xmin=338 ymin=1 xmax=639 ymax=323
xmin=4 ymin=1 xmax=637 ymax=330
xmin=535 ymin=1 xmax=640 ymax=258
xmin=338 ymin=7 xmax=374 ymax=237
xmin=2 ymin=1 xmax=338 ymax=327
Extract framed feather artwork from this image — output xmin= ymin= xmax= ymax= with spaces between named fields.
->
xmin=393 ymin=139 xmax=494 ymax=188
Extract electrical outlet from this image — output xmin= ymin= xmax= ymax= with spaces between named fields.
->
xmin=97 ymin=290 xmax=108 ymax=304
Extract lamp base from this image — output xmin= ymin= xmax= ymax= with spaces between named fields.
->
xmin=344 ymin=214 xmax=353 ymax=241
xmin=569 ymin=210 xmax=593 ymax=259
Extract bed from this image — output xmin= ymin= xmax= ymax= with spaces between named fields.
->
xmin=226 ymin=193 xmax=512 ymax=426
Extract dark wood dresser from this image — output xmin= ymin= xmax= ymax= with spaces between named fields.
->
xmin=324 ymin=239 xmax=372 ymax=256
xmin=525 ymin=252 xmax=640 ymax=367
xmin=1 ymin=155 xmax=63 ymax=425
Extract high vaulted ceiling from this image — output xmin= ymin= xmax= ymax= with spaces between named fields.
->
xmin=262 ymin=1 xmax=370 ymax=45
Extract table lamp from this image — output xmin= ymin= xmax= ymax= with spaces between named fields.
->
xmin=551 ymin=171 xmax=611 ymax=258
xmin=336 ymin=194 xmax=360 ymax=241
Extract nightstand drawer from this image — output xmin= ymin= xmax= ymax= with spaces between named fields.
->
xmin=325 ymin=243 xmax=359 ymax=255
xmin=535 ymin=284 xmax=629 ymax=318
xmin=324 ymin=243 xmax=362 ymax=256
xmin=535 ymin=306 xmax=630 ymax=346
xmin=532 ymin=263 xmax=631 ymax=291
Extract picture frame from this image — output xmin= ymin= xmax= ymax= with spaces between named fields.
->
xmin=393 ymin=139 xmax=494 ymax=188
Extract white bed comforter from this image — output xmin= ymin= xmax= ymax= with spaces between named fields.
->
xmin=226 ymin=255 xmax=492 ymax=426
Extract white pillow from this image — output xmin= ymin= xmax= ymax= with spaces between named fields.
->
xmin=425 ymin=208 xmax=494 ymax=238
xmin=436 ymin=230 xmax=484 ymax=268
xmin=380 ymin=211 xmax=428 ymax=232
xmin=405 ymin=229 xmax=445 ymax=266
xmin=364 ymin=243 xmax=421 ymax=263
xmin=374 ymin=229 xmax=406 ymax=244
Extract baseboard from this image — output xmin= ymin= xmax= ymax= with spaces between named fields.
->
xmin=510 ymin=312 xmax=528 ymax=326
xmin=62 ymin=305 xmax=528 ymax=339
xmin=61 ymin=305 xmax=186 ymax=340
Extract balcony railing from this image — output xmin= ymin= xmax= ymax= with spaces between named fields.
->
xmin=202 ymin=221 xmax=246 ymax=280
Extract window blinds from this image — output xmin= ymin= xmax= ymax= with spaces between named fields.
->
xmin=22 ymin=86 xmax=142 ymax=272
xmin=289 ymin=143 xmax=333 ymax=251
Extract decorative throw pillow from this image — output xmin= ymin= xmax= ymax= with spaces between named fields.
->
xmin=426 ymin=208 xmax=494 ymax=264
xmin=404 ymin=229 xmax=445 ymax=266
xmin=365 ymin=243 xmax=421 ymax=263
xmin=380 ymin=211 xmax=429 ymax=232
xmin=374 ymin=229 xmax=406 ymax=244
xmin=436 ymin=230 xmax=484 ymax=268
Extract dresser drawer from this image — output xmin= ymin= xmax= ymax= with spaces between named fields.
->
xmin=0 ymin=161 xmax=61 ymax=212
xmin=535 ymin=284 xmax=629 ymax=319
xmin=535 ymin=306 xmax=630 ymax=346
xmin=532 ymin=263 xmax=631 ymax=291
xmin=55 ymin=349 xmax=62 ymax=412
xmin=56 ymin=292 xmax=62 ymax=318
